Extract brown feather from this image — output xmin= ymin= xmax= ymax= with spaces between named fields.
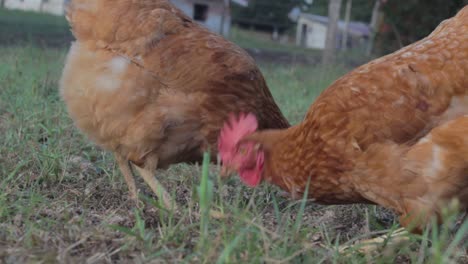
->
xmin=242 ymin=7 xmax=468 ymax=229
xmin=60 ymin=0 xmax=289 ymax=171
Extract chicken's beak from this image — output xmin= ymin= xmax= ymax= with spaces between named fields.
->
xmin=220 ymin=165 xmax=236 ymax=178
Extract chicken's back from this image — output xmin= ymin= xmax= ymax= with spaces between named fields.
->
xmin=307 ymin=6 xmax=468 ymax=151
xmin=291 ymin=5 xmax=468 ymax=180
xmin=60 ymin=0 xmax=288 ymax=167
xmin=314 ymin=7 xmax=468 ymax=146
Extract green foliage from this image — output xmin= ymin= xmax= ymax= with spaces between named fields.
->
xmin=232 ymin=0 xmax=310 ymax=29
xmin=376 ymin=0 xmax=467 ymax=54
xmin=231 ymin=0 xmax=375 ymax=35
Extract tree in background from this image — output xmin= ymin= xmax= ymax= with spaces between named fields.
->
xmin=306 ymin=0 xmax=374 ymax=22
xmin=366 ymin=0 xmax=384 ymax=56
xmin=322 ymin=0 xmax=342 ymax=65
xmin=375 ymin=0 xmax=467 ymax=54
xmin=231 ymin=0 xmax=467 ymax=56
xmin=341 ymin=0 xmax=352 ymax=51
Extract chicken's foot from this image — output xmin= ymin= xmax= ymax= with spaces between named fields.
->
xmin=134 ymin=157 xmax=178 ymax=211
xmin=118 ymin=154 xmax=228 ymax=218
xmin=116 ymin=154 xmax=139 ymax=204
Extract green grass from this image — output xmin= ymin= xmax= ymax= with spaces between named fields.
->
xmin=0 ymin=8 xmax=71 ymax=47
xmin=228 ymin=27 xmax=372 ymax=68
xmin=0 ymin=9 xmax=467 ymax=263
xmin=229 ymin=27 xmax=320 ymax=56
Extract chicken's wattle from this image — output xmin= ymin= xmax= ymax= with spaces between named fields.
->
xmin=239 ymin=151 xmax=264 ymax=187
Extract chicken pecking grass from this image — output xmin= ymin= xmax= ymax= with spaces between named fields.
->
xmin=0 ymin=10 xmax=466 ymax=262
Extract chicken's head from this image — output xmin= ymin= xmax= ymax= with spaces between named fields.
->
xmin=218 ymin=113 xmax=264 ymax=187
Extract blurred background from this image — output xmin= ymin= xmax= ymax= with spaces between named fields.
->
xmin=1 ymin=0 xmax=467 ymax=65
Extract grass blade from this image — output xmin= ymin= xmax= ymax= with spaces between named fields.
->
xmin=293 ymin=176 xmax=311 ymax=234
xmin=197 ymin=152 xmax=213 ymax=247
xmin=217 ymin=227 xmax=250 ymax=264
xmin=442 ymin=219 xmax=468 ymax=261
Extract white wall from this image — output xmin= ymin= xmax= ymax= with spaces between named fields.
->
xmin=5 ymin=0 xmax=65 ymax=15
xmin=5 ymin=0 xmax=42 ymax=12
xmin=296 ymin=17 xmax=327 ymax=50
xmin=198 ymin=0 xmax=230 ymax=36
xmin=307 ymin=22 xmax=327 ymax=49
xmin=41 ymin=0 xmax=66 ymax=15
xmin=171 ymin=0 xmax=193 ymax=17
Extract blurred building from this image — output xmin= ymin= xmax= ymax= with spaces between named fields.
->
xmin=3 ymin=0 xmax=235 ymax=37
xmin=296 ymin=13 xmax=370 ymax=50
xmin=170 ymin=0 xmax=231 ymax=36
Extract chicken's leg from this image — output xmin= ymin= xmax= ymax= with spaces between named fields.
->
xmin=134 ymin=157 xmax=178 ymax=211
xmin=115 ymin=154 xmax=139 ymax=203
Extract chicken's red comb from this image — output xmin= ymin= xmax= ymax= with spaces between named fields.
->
xmin=218 ymin=113 xmax=258 ymax=157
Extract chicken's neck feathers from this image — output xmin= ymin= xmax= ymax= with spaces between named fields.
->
xmin=255 ymin=123 xmax=364 ymax=203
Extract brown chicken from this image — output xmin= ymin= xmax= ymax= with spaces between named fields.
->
xmin=59 ymin=0 xmax=289 ymax=209
xmin=219 ymin=6 xmax=468 ymax=232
